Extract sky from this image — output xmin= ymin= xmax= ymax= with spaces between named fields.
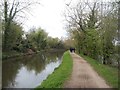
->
xmin=23 ymin=0 xmax=75 ymax=39
xmin=23 ymin=0 xmax=112 ymax=39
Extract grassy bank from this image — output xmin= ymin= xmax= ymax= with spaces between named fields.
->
xmin=80 ymin=54 xmax=118 ymax=88
xmin=36 ymin=51 xmax=73 ymax=88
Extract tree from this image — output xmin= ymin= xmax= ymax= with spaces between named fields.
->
xmin=47 ymin=37 xmax=59 ymax=48
xmin=64 ymin=1 xmax=100 ymax=33
xmin=9 ymin=22 xmax=23 ymax=50
xmin=27 ymin=27 xmax=48 ymax=51
xmin=2 ymin=21 xmax=23 ymax=51
xmin=2 ymin=0 xmax=39 ymax=51
xmin=99 ymin=2 xmax=118 ymax=64
xmin=65 ymin=1 xmax=118 ymax=65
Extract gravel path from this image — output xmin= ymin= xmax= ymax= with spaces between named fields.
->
xmin=64 ymin=53 xmax=110 ymax=88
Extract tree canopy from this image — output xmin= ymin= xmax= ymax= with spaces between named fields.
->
xmin=65 ymin=1 xmax=119 ymax=65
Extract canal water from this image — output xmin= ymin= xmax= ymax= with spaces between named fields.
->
xmin=2 ymin=51 xmax=64 ymax=88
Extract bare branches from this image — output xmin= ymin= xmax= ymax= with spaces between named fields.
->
xmin=2 ymin=0 xmax=40 ymax=50
xmin=2 ymin=0 xmax=40 ymax=24
xmin=64 ymin=1 xmax=114 ymax=33
xmin=64 ymin=1 xmax=90 ymax=33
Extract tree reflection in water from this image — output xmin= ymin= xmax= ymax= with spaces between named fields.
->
xmin=2 ymin=50 xmax=64 ymax=88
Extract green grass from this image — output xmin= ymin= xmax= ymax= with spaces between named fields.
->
xmin=80 ymin=54 xmax=118 ymax=88
xmin=36 ymin=51 xmax=73 ymax=88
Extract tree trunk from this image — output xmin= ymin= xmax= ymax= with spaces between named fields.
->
xmin=3 ymin=1 xmax=12 ymax=51
xmin=3 ymin=1 xmax=8 ymax=51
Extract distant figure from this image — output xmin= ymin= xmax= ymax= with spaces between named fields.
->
xmin=70 ymin=47 xmax=75 ymax=53
xmin=70 ymin=47 xmax=72 ymax=52
xmin=73 ymin=48 xmax=75 ymax=52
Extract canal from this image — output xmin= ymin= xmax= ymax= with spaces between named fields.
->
xmin=2 ymin=50 xmax=64 ymax=88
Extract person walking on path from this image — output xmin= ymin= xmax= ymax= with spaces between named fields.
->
xmin=70 ymin=47 xmax=75 ymax=53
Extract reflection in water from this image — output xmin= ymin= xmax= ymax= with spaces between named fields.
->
xmin=2 ymin=51 xmax=64 ymax=88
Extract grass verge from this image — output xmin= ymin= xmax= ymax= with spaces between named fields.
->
xmin=36 ymin=51 xmax=73 ymax=88
xmin=80 ymin=54 xmax=118 ymax=88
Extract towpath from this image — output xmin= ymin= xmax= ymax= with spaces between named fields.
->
xmin=64 ymin=53 xmax=110 ymax=88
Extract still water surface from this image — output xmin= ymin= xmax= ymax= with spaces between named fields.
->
xmin=2 ymin=51 xmax=64 ymax=88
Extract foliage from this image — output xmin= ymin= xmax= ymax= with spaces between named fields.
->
xmin=26 ymin=28 xmax=48 ymax=51
xmin=46 ymin=37 xmax=65 ymax=49
xmin=2 ymin=0 xmax=38 ymax=51
xmin=2 ymin=23 xmax=66 ymax=58
xmin=2 ymin=0 xmax=40 ymax=52
xmin=65 ymin=1 xmax=119 ymax=65
xmin=2 ymin=21 xmax=23 ymax=51
xmin=36 ymin=51 xmax=73 ymax=88
xmin=2 ymin=0 xmax=66 ymax=56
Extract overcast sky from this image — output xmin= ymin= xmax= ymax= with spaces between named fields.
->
xmin=23 ymin=0 xmax=112 ymax=39
xmin=23 ymin=0 xmax=77 ymax=38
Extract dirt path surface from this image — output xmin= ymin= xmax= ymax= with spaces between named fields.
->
xmin=64 ymin=53 xmax=110 ymax=88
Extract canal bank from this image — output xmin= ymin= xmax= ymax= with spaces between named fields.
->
xmin=36 ymin=51 xmax=73 ymax=88
xmin=2 ymin=49 xmax=66 ymax=60
xmin=2 ymin=50 xmax=64 ymax=88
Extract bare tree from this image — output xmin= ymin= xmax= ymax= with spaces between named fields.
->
xmin=64 ymin=1 xmax=100 ymax=34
